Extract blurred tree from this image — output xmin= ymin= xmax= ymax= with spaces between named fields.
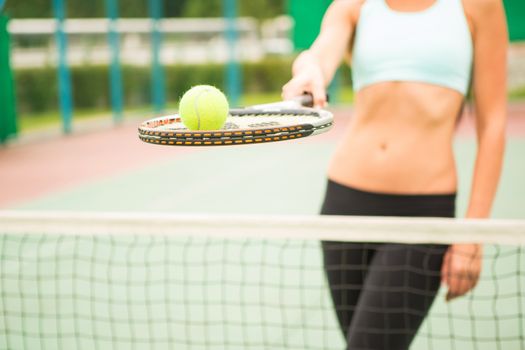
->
xmin=182 ymin=0 xmax=222 ymax=17
xmin=182 ymin=0 xmax=285 ymax=18
xmin=4 ymin=0 xmax=190 ymax=18
xmin=164 ymin=1 xmax=187 ymax=17
xmin=4 ymin=0 xmax=51 ymax=17
xmin=3 ymin=0 xmax=286 ymax=19
xmin=239 ymin=0 xmax=285 ymax=18
xmin=67 ymin=0 xmax=104 ymax=18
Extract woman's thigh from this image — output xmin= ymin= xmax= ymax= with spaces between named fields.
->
xmin=321 ymin=241 xmax=377 ymax=339
xmin=346 ymin=243 xmax=448 ymax=350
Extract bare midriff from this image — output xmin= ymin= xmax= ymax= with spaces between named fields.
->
xmin=327 ymin=81 xmax=464 ymax=194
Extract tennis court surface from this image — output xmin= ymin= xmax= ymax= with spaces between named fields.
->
xmin=1 ymin=106 xmax=524 ymax=349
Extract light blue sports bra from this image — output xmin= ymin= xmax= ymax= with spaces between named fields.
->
xmin=352 ymin=0 xmax=473 ymax=95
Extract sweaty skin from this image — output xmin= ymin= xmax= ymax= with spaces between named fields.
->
xmin=283 ymin=0 xmax=507 ymax=300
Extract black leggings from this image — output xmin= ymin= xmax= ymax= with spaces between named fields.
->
xmin=321 ymin=180 xmax=455 ymax=350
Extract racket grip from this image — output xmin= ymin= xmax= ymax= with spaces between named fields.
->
xmin=296 ymin=93 xmax=330 ymax=107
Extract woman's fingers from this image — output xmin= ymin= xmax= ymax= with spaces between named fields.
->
xmin=442 ymin=244 xmax=482 ymax=302
xmin=312 ymin=82 xmax=328 ymax=108
xmin=282 ymin=74 xmax=311 ymax=100
xmin=282 ymin=69 xmax=327 ymax=107
xmin=446 ymin=269 xmax=478 ymax=301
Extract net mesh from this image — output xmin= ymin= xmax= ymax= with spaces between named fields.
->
xmin=1 ymin=212 xmax=524 ymax=350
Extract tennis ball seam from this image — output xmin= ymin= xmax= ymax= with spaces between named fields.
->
xmin=192 ymin=88 xmax=211 ymax=130
xmin=192 ymin=87 xmax=225 ymax=130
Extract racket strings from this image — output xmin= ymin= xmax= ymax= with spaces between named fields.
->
xmin=230 ymin=109 xmax=321 ymax=117
xmin=140 ymin=115 xmax=323 ymax=135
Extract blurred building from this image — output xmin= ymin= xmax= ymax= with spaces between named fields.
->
xmin=8 ymin=16 xmax=294 ymax=68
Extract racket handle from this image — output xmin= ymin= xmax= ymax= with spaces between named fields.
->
xmin=295 ymin=93 xmax=330 ymax=107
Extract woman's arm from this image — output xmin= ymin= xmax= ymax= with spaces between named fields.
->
xmin=282 ymin=0 xmax=359 ymax=107
xmin=442 ymin=0 xmax=508 ymax=301
xmin=467 ymin=0 xmax=508 ymax=218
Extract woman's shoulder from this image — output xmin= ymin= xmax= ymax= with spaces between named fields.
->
xmin=462 ymin=0 xmax=504 ymax=24
xmin=462 ymin=0 xmax=502 ymax=11
xmin=328 ymin=0 xmax=365 ymax=24
xmin=332 ymin=0 xmax=366 ymax=9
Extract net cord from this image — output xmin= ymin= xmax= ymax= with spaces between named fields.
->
xmin=0 ymin=211 xmax=524 ymax=244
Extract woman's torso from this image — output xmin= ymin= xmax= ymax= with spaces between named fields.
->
xmin=327 ymin=0 xmax=474 ymax=194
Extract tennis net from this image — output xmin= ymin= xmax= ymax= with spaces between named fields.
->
xmin=1 ymin=211 xmax=524 ymax=350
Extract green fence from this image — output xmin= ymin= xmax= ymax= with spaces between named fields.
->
xmin=289 ymin=0 xmax=332 ymax=51
xmin=505 ymin=0 xmax=525 ymax=41
xmin=0 ymin=14 xmax=17 ymax=144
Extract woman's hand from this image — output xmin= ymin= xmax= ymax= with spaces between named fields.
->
xmin=441 ymin=243 xmax=483 ymax=301
xmin=282 ymin=52 xmax=328 ymax=108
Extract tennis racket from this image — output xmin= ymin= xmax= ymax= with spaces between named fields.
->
xmin=138 ymin=94 xmax=333 ymax=146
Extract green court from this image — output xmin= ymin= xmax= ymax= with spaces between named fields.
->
xmin=12 ymin=137 xmax=525 ymax=219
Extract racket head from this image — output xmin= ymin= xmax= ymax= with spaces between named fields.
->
xmin=138 ymin=96 xmax=333 ymax=147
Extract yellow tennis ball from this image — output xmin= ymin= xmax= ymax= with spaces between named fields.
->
xmin=179 ymin=85 xmax=229 ymax=131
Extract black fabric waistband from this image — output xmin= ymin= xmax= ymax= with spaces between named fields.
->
xmin=320 ymin=179 xmax=456 ymax=218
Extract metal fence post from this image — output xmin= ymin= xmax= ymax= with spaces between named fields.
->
xmin=223 ymin=0 xmax=241 ymax=107
xmin=52 ymin=0 xmax=74 ymax=134
xmin=106 ymin=0 xmax=124 ymax=123
xmin=149 ymin=0 xmax=166 ymax=114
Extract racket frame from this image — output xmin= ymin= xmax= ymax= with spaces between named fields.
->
xmin=138 ymin=96 xmax=333 ymax=146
